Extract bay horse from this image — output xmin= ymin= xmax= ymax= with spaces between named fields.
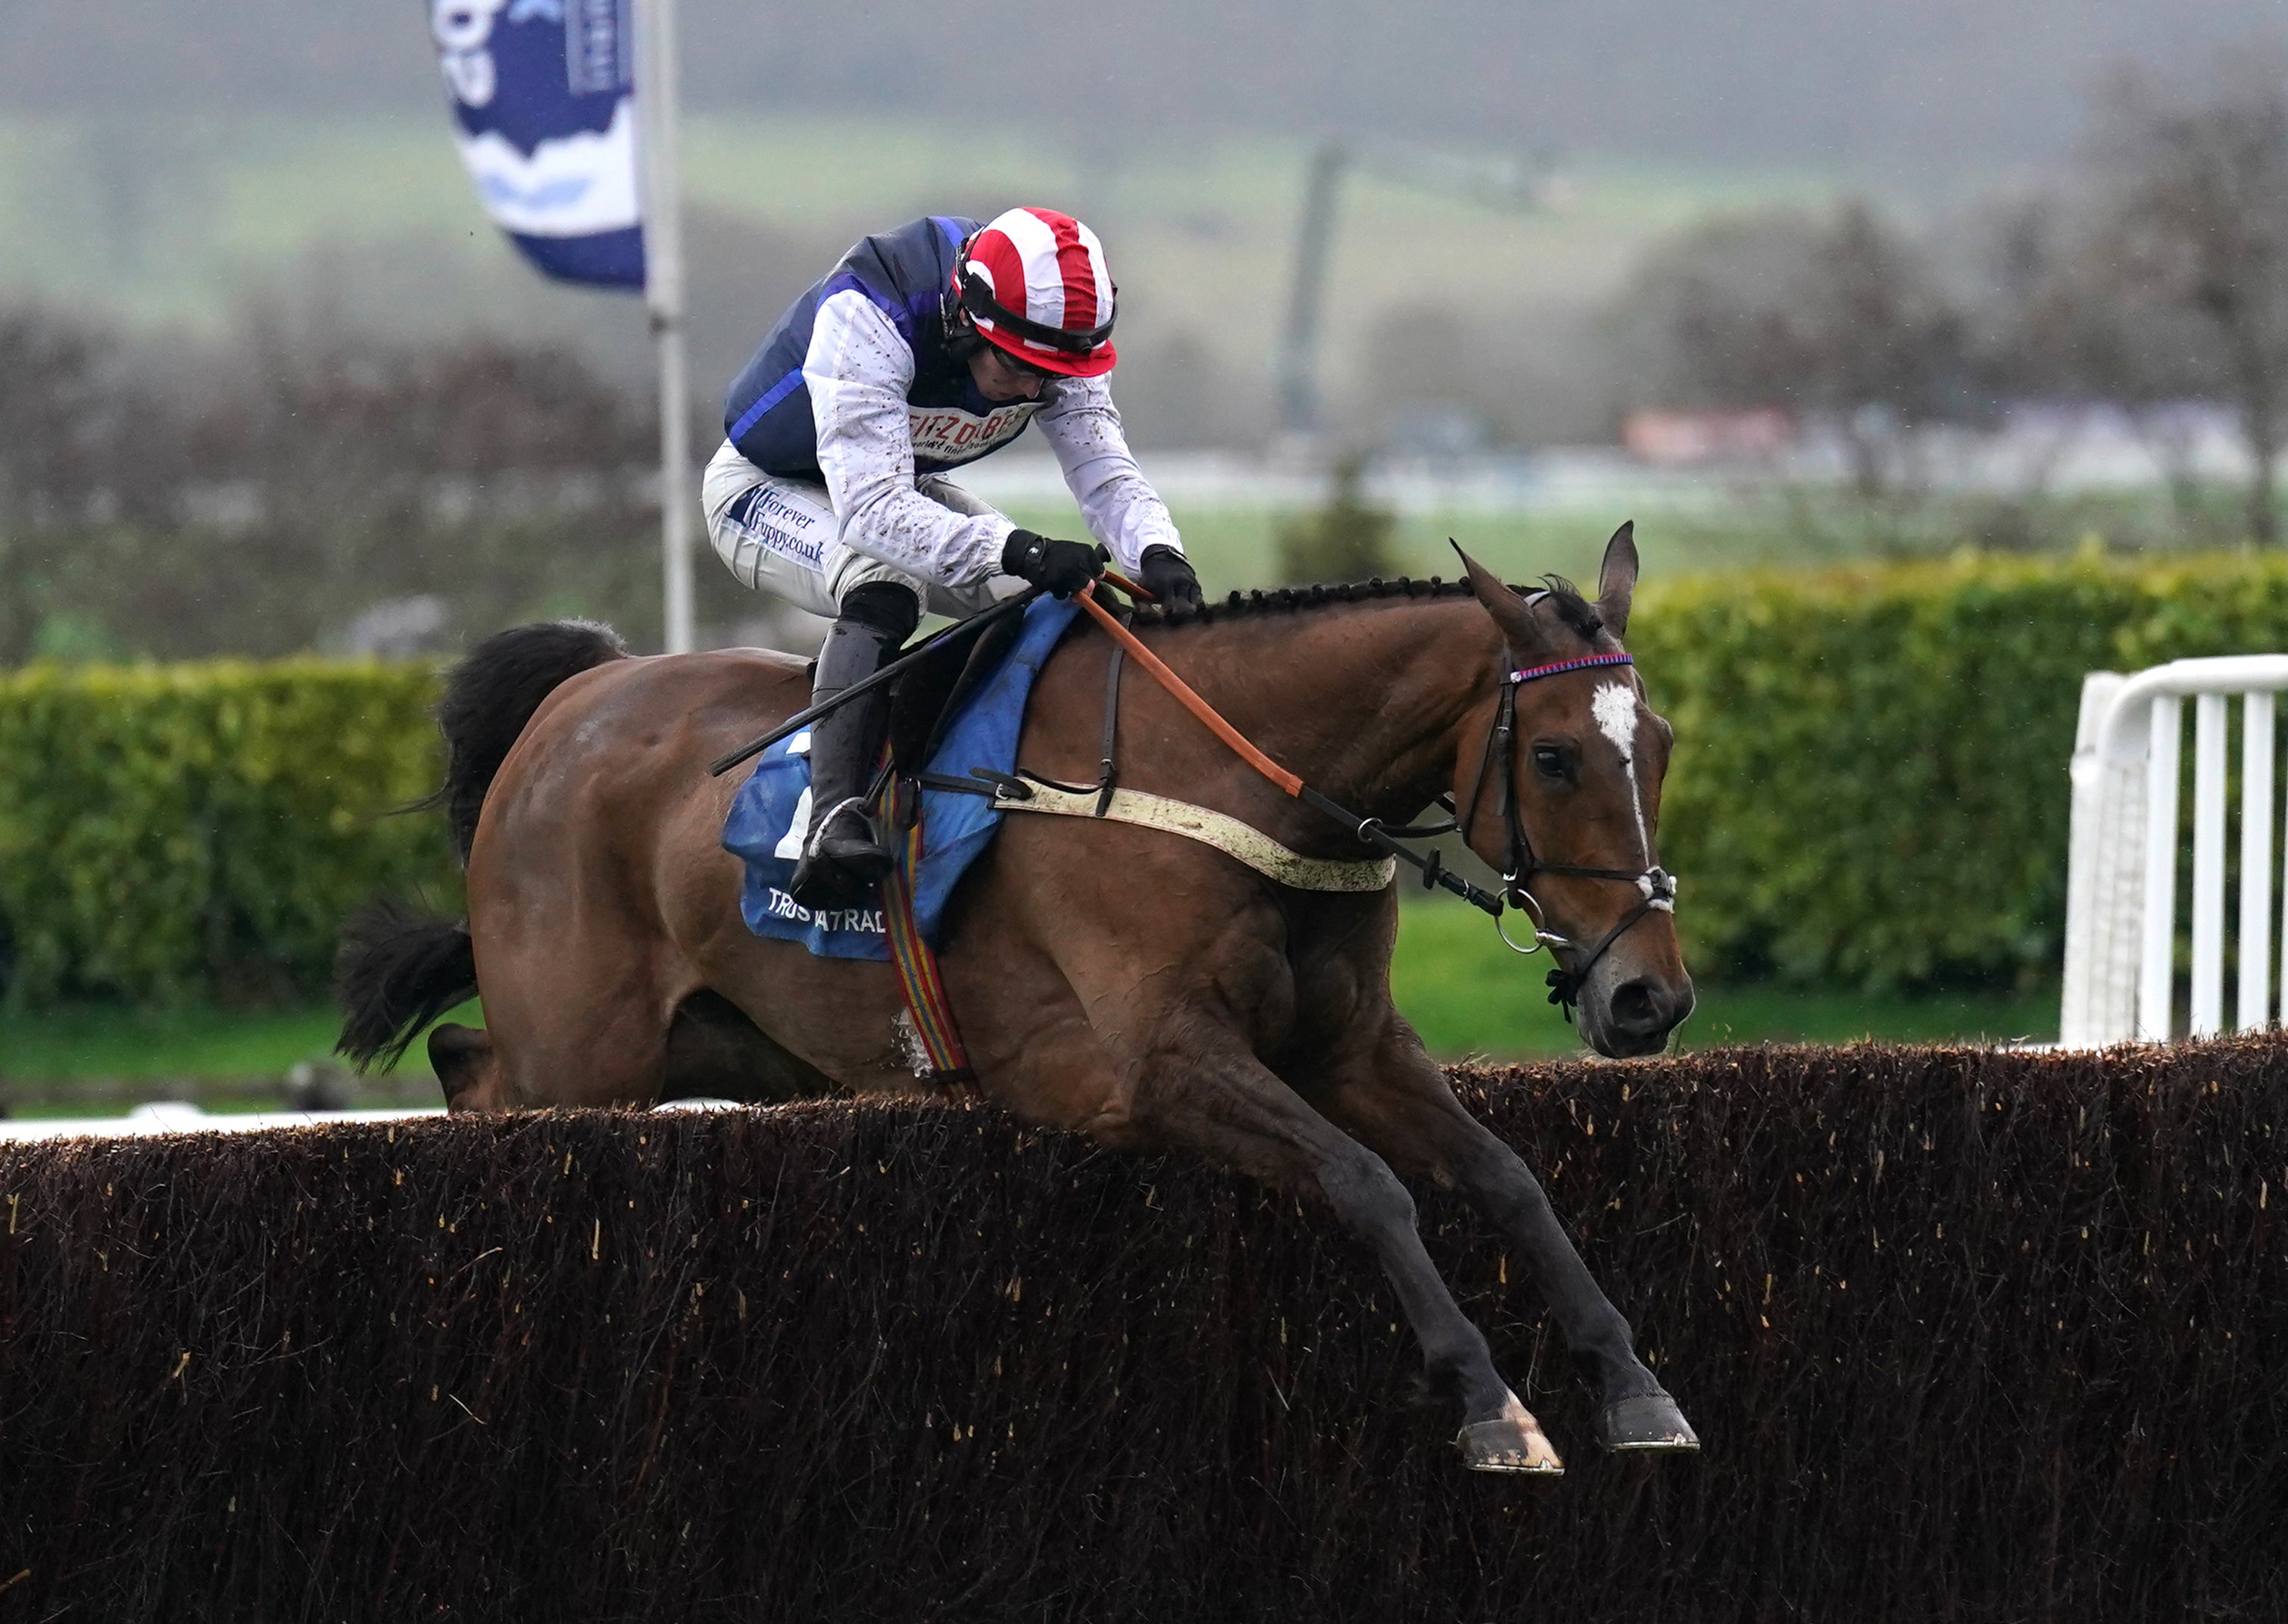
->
xmin=339 ymin=530 xmax=1699 ymax=1473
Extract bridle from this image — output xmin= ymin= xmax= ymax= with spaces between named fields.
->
xmin=1454 ymin=642 xmax=1679 ymax=1019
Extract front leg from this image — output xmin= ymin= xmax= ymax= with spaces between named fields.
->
xmin=954 ymin=845 xmax=1563 ymax=1471
xmin=964 ymin=957 xmax=1567 ymax=1473
xmin=1120 ymin=1030 xmax=1568 ymax=1474
xmin=1314 ymin=1015 xmax=1700 ymax=1454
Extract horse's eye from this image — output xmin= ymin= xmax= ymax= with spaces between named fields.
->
xmin=1531 ymin=744 xmax=1573 ymax=781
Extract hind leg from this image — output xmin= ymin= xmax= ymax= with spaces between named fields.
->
xmin=427 ymin=1023 xmax=503 ymax=1111
xmin=458 ymin=910 xmax=682 ymax=1108
xmin=485 ymin=969 xmax=676 ymax=1109
xmin=429 ymin=1019 xmax=661 ymax=1113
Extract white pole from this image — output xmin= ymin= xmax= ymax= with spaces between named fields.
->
xmin=2240 ymin=690 xmax=2275 ymax=1030
xmin=2137 ymin=694 xmax=2182 ymax=1042
xmin=2060 ymin=671 xmax=2133 ymax=1047
xmin=637 ymin=0 xmax=694 ymax=655
xmin=2189 ymin=692 xmax=2227 ymax=1035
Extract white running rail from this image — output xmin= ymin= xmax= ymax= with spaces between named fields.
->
xmin=2061 ymin=655 xmax=2288 ymax=1046
xmin=0 ymin=1102 xmax=446 ymax=1143
xmin=0 ymin=1096 xmax=747 ymax=1143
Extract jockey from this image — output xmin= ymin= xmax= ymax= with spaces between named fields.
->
xmin=707 ymin=208 xmax=1202 ymax=909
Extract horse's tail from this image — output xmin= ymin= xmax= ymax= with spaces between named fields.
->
xmin=425 ymin=619 xmax=629 ymax=864
xmin=334 ymin=898 xmax=478 ymax=1072
xmin=335 ymin=620 xmax=627 ymax=1072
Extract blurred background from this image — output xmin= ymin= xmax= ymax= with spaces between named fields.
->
xmin=9 ymin=1 xmax=2288 ymax=1107
xmin=8 ymin=1 xmax=2288 ymax=655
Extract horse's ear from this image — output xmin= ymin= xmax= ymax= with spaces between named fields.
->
xmin=1450 ymin=541 xmax=1550 ymax=655
xmin=1596 ymin=521 xmax=1639 ymax=639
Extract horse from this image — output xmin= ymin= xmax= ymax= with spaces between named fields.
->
xmin=337 ymin=529 xmax=1700 ymax=1473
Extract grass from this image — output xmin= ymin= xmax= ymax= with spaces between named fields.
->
xmin=1 ymin=909 xmax=2056 ymax=1120
xmin=0 ymin=1000 xmax=471 ymax=1118
xmin=0 ymin=1002 xmax=358 ymax=1084
xmin=1391 ymin=899 xmax=2058 ymax=1057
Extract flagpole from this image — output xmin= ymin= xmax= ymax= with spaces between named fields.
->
xmin=637 ymin=0 xmax=694 ymax=655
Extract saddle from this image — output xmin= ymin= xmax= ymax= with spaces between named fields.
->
xmin=720 ymin=598 xmax=1083 ymax=962
xmin=883 ymin=597 xmax=1038 ymax=786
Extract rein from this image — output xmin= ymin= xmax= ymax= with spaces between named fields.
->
xmin=1069 ymin=586 xmax=1678 ymax=1023
xmin=1069 ymin=589 xmax=1509 ymax=917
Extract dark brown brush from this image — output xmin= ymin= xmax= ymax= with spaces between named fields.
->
xmin=1 ymin=1035 xmax=2283 ymax=1622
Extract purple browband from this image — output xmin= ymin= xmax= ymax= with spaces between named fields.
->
xmin=1506 ymin=651 xmax=1635 ymax=686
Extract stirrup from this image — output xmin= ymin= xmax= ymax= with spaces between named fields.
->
xmin=789 ymin=798 xmax=893 ymax=909
xmin=804 ymin=797 xmax=890 ymax=861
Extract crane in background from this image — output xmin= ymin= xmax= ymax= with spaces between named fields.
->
xmin=1273 ymin=136 xmax=1563 ymax=455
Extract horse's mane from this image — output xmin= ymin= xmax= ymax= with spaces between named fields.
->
xmin=1129 ymin=572 xmax=1605 ymax=641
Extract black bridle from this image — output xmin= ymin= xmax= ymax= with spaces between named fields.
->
xmin=1271 ymin=632 xmax=1681 ymax=1025
xmin=1454 ymin=645 xmax=1679 ymax=1020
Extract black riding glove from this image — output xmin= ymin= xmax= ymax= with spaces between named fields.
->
xmin=1001 ymin=529 xmax=1104 ymax=598
xmin=1138 ymin=544 xmax=1203 ymax=611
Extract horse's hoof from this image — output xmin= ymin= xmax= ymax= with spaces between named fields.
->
xmin=1595 ymin=1392 xmax=1700 ymax=1453
xmin=1456 ymin=1416 xmax=1565 ymax=1476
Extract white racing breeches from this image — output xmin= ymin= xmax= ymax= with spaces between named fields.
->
xmin=702 ymin=439 xmax=1025 ymax=620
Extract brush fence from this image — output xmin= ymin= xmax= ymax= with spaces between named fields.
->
xmin=1 ymin=1039 xmax=2281 ymax=1622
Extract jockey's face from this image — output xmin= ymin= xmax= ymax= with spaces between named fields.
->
xmin=969 ymin=341 xmax=1051 ymax=403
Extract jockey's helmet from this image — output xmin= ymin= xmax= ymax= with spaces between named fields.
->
xmin=951 ymin=208 xmax=1119 ymax=379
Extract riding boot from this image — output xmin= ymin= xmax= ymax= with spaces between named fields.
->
xmin=788 ymin=585 xmax=917 ymax=910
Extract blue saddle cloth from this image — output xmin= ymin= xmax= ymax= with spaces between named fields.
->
xmin=721 ymin=596 xmax=1080 ymax=960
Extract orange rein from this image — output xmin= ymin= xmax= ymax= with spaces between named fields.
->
xmin=1074 ymin=567 xmax=1510 ymax=921
xmin=1071 ymin=580 xmax=1304 ymax=799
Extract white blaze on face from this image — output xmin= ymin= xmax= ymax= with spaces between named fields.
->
xmin=1591 ymin=680 xmax=1650 ymax=857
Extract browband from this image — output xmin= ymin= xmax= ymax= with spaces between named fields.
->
xmin=1506 ymin=651 xmax=1635 ymax=686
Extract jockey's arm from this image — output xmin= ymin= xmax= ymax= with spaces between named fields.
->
xmin=806 ymin=291 xmax=1015 ymax=588
xmin=1030 ymin=377 xmax=1184 ymax=577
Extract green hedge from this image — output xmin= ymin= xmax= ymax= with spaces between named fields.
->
xmin=1636 ymin=551 xmax=2288 ymax=988
xmin=0 ymin=661 xmax=452 ymax=1007
xmin=8 ymin=552 xmax=2288 ymax=1010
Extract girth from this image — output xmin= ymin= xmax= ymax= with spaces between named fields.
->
xmin=926 ymin=773 xmax=1400 ymax=892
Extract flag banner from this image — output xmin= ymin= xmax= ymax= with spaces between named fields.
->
xmin=428 ymin=0 xmax=645 ymax=289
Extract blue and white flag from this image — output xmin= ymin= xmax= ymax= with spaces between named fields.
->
xmin=427 ymin=0 xmax=645 ymax=289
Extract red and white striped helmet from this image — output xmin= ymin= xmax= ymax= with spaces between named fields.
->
xmin=954 ymin=207 xmax=1119 ymax=379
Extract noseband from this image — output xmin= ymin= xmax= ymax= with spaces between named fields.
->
xmin=1456 ymin=648 xmax=1678 ymax=1019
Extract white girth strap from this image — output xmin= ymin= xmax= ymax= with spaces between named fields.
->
xmin=996 ymin=782 xmax=1397 ymax=893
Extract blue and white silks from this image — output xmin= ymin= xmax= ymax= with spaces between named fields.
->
xmin=720 ymin=598 xmax=1081 ymax=960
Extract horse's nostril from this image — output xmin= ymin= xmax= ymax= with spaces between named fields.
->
xmin=1609 ymin=979 xmax=1672 ymax=1034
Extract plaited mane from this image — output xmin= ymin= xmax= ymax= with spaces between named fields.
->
xmin=1128 ymin=572 xmax=1603 ymax=642
xmin=1128 ymin=575 xmax=1473 ymax=629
